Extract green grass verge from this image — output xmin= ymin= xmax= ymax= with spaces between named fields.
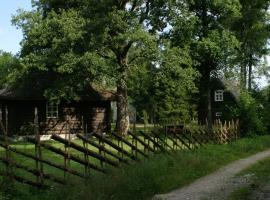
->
xmin=229 ymin=155 xmax=270 ymax=200
xmin=2 ymin=135 xmax=270 ymax=200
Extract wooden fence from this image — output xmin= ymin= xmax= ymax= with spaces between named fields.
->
xmin=0 ymin=107 xmax=240 ymax=189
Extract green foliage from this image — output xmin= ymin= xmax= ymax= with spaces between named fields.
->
xmin=170 ymin=0 xmax=241 ymax=121
xmin=0 ymin=51 xmax=22 ymax=88
xmin=262 ymin=87 xmax=270 ymax=132
xmin=7 ymin=0 xmax=270 ymax=134
xmin=254 ymin=86 xmax=270 ymax=133
xmin=238 ymin=91 xmax=266 ymax=136
xmin=173 ymin=0 xmax=241 ymax=69
xmin=128 ymin=63 xmax=155 ymax=123
xmin=12 ymin=0 xmax=173 ymax=134
xmin=12 ymin=0 xmax=168 ymax=100
xmin=232 ymin=0 xmax=270 ymax=89
xmin=152 ymin=47 xmax=199 ymax=122
xmin=128 ymin=45 xmax=199 ymax=123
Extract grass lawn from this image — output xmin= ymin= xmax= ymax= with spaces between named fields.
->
xmin=1 ymin=135 xmax=270 ymax=200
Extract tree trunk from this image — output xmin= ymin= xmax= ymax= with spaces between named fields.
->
xmin=198 ymin=4 xmax=212 ymax=126
xmin=240 ymin=63 xmax=247 ymax=90
xmin=116 ymin=71 xmax=129 ymax=136
xmin=198 ymin=86 xmax=208 ymax=124
xmin=248 ymin=54 xmax=253 ymax=91
xmin=207 ymin=82 xmax=212 ymax=129
xmin=198 ymin=69 xmax=212 ymax=126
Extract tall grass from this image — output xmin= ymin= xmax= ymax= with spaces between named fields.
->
xmin=2 ymin=135 xmax=270 ymax=200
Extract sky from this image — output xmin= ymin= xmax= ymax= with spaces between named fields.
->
xmin=0 ymin=0 xmax=32 ymax=54
xmin=0 ymin=1 xmax=268 ymax=88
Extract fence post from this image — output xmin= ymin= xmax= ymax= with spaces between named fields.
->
xmin=135 ymin=135 xmax=138 ymax=158
xmin=228 ymin=120 xmax=232 ymax=141
xmin=34 ymin=107 xmax=44 ymax=186
xmin=133 ymin=111 xmax=136 ymax=134
xmin=236 ymin=119 xmax=240 ymax=139
xmin=132 ymin=112 xmax=139 ymax=156
xmin=82 ymin=116 xmax=89 ymax=176
xmin=64 ymin=118 xmax=71 ymax=179
xmin=102 ymin=134 xmax=106 ymax=167
xmin=220 ymin=122 xmax=223 ymax=144
xmin=85 ymin=121 xmax=90 ymax=176
xmin=99 ymin=134 xmax=104 ymax=168
xmin=186 ymin=129 xmax=191 ymax=149
xmin=5 ymin=106 xmax=8 ymax=136
xmin=0 ymin=107 xmax=14 ymax=190
xmin=232 ymin=120 xmax=235 ymax=140
xmin=224 ymin=120 xmax=228 ymax=142
xmin=1 ymin=108 xmax=8 ymax=174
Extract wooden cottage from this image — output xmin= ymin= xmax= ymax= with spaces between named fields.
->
xmin=0 ymin=86 xmax=115 ymax=136
xmin=210 ymin=78 xmax=239 ymax=121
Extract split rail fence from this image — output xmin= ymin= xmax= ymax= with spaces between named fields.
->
xmin=0 ymin=107 xmax=240 ymax=189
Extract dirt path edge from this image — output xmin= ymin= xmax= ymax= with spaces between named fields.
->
xmin=153 ymin=149 xmax=270 ymax=200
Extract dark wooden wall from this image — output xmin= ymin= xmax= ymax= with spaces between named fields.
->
xmin=210 ymin=79 xmax=238 ymax=121
xmin=0 ymin=100 xmax=112 ymax=136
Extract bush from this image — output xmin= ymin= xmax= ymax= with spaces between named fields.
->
xmin=260 ymin=86 xmax=270 ymax=133
xmin=238 ymin=91 xmax=266 ymax=136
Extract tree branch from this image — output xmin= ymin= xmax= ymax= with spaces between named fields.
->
xmin=97 ymin=52 xmax=112 ymax=60
xmin=129 ymin=53 xmax=150 ymax=64
xmin=123 ymin=41 xmax=133 ymax=58
xmin=97 ymin=50 xmax=117 ymax=64
xmin=139 ymin=0 xmax=150 ymax=24
xmin=119 ymin=0 xmax=129 ymax=9
xmin=131 ymin=0 xmax=139 ymax=11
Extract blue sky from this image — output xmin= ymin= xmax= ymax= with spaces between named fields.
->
xmin=0 ymin=1 xmax=32 ymax=54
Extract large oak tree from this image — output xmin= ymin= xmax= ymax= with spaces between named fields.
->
xmin=13 ymin=0 xmax=171 ymax=135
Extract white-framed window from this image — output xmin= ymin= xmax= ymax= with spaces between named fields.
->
xmin=214 ymin=90 xmax=224 ymax=102
xmin=46 ymin=102 xmax=59 ymax=118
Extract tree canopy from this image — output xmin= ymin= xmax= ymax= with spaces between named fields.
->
xmin=0 ymin=51 xmax=22 ymax=88
xmin=13 ymin=0 xmax=178 ymax=134
xmin=7 ymin=0 xmax=270 ymax=134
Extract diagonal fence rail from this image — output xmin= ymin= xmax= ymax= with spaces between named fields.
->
xmin=0 ymin=107 xmax=240 ymax=189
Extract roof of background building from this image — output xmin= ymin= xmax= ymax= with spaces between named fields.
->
xmin=0 ymin=85 xmax=116 ymax=101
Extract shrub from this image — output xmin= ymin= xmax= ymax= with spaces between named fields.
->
xmin=258 ymin=86 xmax=270 ymax=133
xmin=238 ymin=91 xmax=266 ymax=136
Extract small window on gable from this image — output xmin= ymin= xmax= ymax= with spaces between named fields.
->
xmin=215 ymin=90 xmax=224 ymax=102
xmin=46 ymin=102 xmax=59 ymax=119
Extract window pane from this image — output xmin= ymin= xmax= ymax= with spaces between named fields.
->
xmin=215 ymin=90 xmax=223 ymax=101
xmin=47 ymin=102 xmax=59 ymax=118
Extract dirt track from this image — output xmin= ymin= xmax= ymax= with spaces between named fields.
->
xmin=154 ymin=149 xmax=270 ymax=200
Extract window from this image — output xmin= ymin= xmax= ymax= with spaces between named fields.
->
xmin=214 ymin=90 xmax=224 ymax=102
xmin=216 ymin=112 xmax=222 ymax=117
xmin=46 ymin=102 xmax=59 ymax=118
